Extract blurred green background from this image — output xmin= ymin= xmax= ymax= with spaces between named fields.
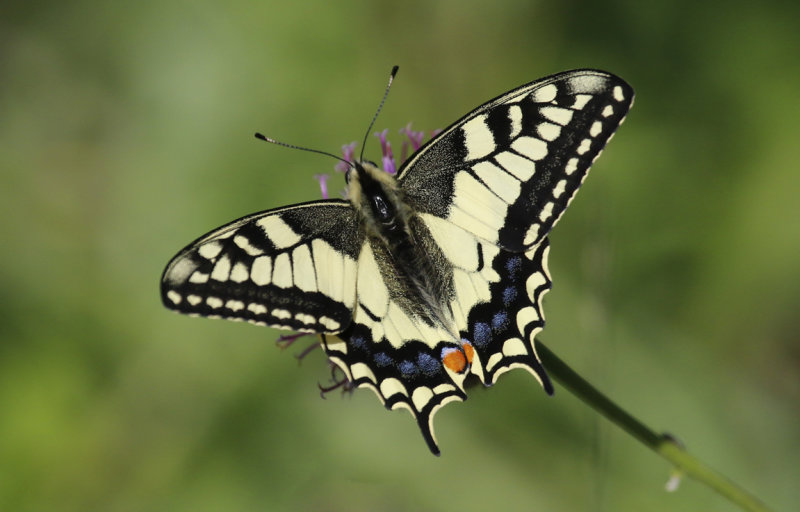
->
xmin=2 ymin=1 xmax=798 ymax=510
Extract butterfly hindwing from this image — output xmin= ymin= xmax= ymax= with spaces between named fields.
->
xmin=398 ymin=69 xmax=634 ymax=251
xmin=462 ymin=239 xmax=553 ymax=389
xmin=161 ymin=201 xmax=362 ymax=333
xmin=421 ymin=211 xmax=555 ymax=388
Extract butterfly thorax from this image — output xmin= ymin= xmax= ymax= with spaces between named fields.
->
xmin=348 ymin=162 xmax=456 ymax=333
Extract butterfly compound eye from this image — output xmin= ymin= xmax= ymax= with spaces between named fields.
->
xmin=372 ymin=194 xmax=394 ymax=224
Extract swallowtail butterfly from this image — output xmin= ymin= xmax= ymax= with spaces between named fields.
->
xmin=161 ymin=69 xmax=633 ymax=454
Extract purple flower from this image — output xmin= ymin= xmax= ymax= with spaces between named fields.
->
xmin=314 ymin=173 xmax=330 ymax=199
xmin=375 ymin=129 xmax=396 ymax=175
xmin=330 ymin=126 xmax=440 ymax=188
xmin=334 ymin=142 xmax=357 ymax=174
xmin=400 ymin=124 xmax=441 ymax=163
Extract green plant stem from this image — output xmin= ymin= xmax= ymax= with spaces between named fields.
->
xmin=536 ymin=341 xmax=772 ymax=512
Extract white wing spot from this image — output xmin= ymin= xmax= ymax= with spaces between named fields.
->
xmin=198 ymin=241 xmax=223 ymax=260
xmin=225 ymin=300 xmax=245 ymax=312
xmin=433 ymin=383 xmax=456 ymax=395
xmin=540 ymin=105 xmax=573 ymax=125
xmin=540 ymin=244 xmax=552 ymax=280
xmin=166 ymin=290 xmax=182 ymax=304
xmin=531 ymin=84 xmax=557 ymax=103
xmin=291 ymin=245 xmax=317 ymax=292
xmin=187 ymin=294 xmax=202 ymax=306
xmin=602 ymin=105 xmax=615 ymax=117
xmin=577 ymin=138 xmax=592 ymax=155
xmin=486 ymin=352 xmax=503 ymax=372
xmin=502 ymin=337 xmax=527 ymax=357
xmin=311 ymin=238 xmax=352 ymax=304
xmin=411 ymin=387 xmax=435 ymax=411
xmin=473 ymin=161 xmax=521 ymax=204
xmin=380 ymin=377 xmax=408 ymax=398
xmin=319 ymin=316 xmax=341 ymax=331
xmin=511 ymin=136 xmax=548 ymax=161
xmin=590 ymin=121 xmax=603 ymax=137
xmin=256 ymin=216 xmax=302 ymax=249
xmin=536 ymin=122 xmax=561 ymax=141
xmin=272 ymin=252 xmax=293 ymax=288
xmin=565 ymin=157 xmax=579 ymax=175
xmin=613 ymin=85 xmax=625 ymax=102
xmin=352 ymin=362 xmax=377 ymax=383
xmin=523 ymin=223 xmax=541 ymax=245
xmin=230 ymin=262 xmax=249 ymax=283
xmin=495 ymin=151 xmax=534 ymax=180
xmin=189 ymin=272 xmax=209 ymax=284
xmin=462 ymin=115 xmax=496 ymax=161
xmin=206 ymin=296 xmax=223 ymax=309
xmin=516 ymin=307 xmax=541 ymax=335
xmin=508 ymin=105 xmax=523 ymax=138
xmin=572 ymin=94 xmax=592 ymax=110
xmin=247 ymin=303 xmax=267 ymax=315
xmin=526 ymin=272 xmax=548 ymax=300
xmin=538 ymin=201 xmax=554 ymax=222
xmin=272 ymin=308 xmax=291 ymax=320
xmin=250 ymin=256 xmax=272 ymax=286
xmin=233 ymin=235 xmax=264 ymax=256
xmin=294 ymin=312 xmax=316 ymax=325
xmin=210 ymin=256 xmax=231 ymax=282
xmin=553 ymin=179 xmax=567 ymax=198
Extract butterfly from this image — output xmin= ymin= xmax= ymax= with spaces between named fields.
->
xmin=161 ymin=68 xmax=633 ymax=455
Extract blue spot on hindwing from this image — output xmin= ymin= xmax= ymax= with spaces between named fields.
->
xmin=502 ymin=286 xmax=517 ymax=306
xmin=399 ymin=360 xmax=418 ymax=377
xmin=492 ymin=311 xmax=509 ymax=331
xmin=374 ymin=352 xmax=392 ymax=367
xmin=417 ymin=352 xmax=440 ymax=376
xmin=474 ymin=322 xmax=492 ymax=348
xmin=351 ymin=336 xmax=367 ymax=350
xmin=505 ymin=256 xmax=523 ymax=281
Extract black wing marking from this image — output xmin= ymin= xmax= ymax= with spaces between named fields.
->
xmin=161 ymin=201 xmax=363 ymax=333
xmin=397 ymin=69 xmax=633 ymax=252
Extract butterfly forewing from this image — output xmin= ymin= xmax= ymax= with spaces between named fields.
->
xmin=161 ymin=201 xmax=362 ymax=333
xmin=398 ymin=69 xmax=634 ymax=251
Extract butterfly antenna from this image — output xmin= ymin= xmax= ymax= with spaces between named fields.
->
xmin=359 ymin=65 xmax=399 ymax=162
xmin=254 ymin=133 xmax=352 ymax=170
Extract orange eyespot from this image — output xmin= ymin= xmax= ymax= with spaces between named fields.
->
xmin=442 ymin=347 xmax=468 ymax=373
xmin=461 ymin=341 xmax=475 ymax=364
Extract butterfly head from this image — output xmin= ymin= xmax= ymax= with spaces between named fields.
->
xmin=347 ymin=160 xmax=406 ymax=232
